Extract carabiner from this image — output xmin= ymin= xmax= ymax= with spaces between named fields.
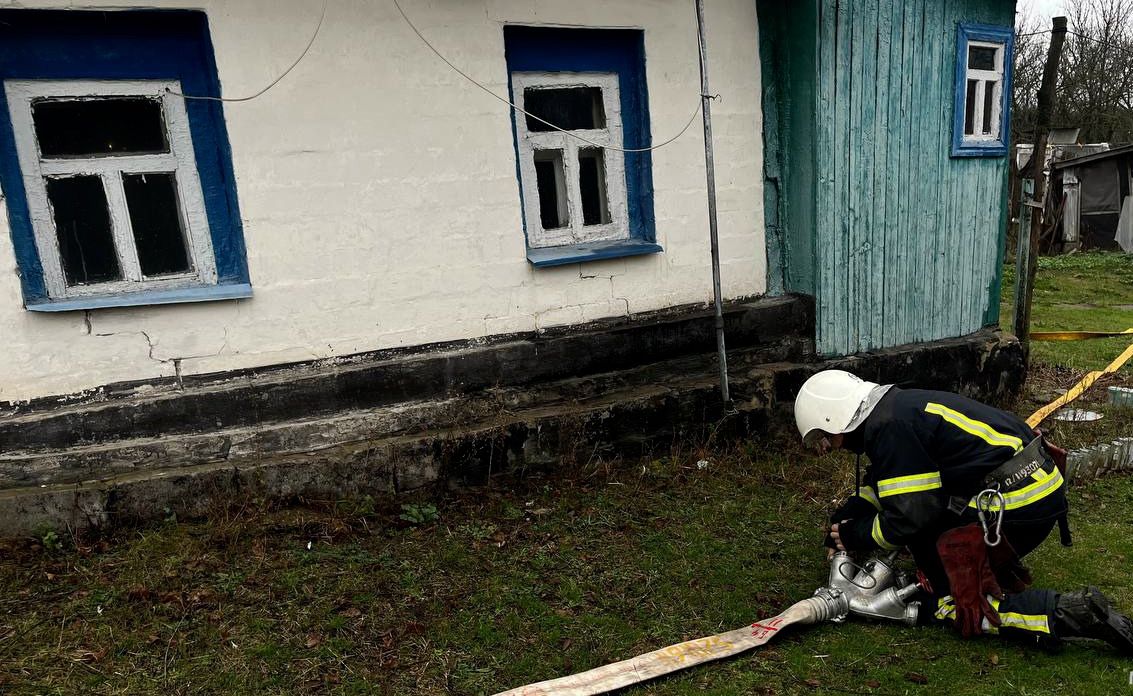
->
xmin=975 ymin=488 xmax=1005 ymax=547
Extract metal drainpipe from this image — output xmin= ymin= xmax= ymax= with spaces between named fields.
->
xmin=694 ymin=0 xmax=730 ymax=404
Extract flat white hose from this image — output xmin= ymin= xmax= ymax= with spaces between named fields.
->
xmin=493 ymin=595 xmax=834 ymax=696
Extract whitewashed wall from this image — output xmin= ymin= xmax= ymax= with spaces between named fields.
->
xmin=0 ymin=0 xmax=766 ymax=402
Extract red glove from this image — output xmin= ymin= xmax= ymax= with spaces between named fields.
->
xmin=936 ymin=525 xmax=1003 ymax=637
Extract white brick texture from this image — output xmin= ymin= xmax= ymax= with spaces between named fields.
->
xmin=0 ymin=0 xmax=766 ymax=401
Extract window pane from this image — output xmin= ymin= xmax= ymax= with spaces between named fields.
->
xmin=964 ymin=79 xmax=978 ymax=136
xmin=33 ymin=98 xmax=168 ymax=157
xmin=578 ymin=148 xmax=610 ymax=226
xmin=533 ymin=150 xmax=568 ymax=229
xmin=968 ymin=45 xmax=998 ymax=71
xmin=123 ymin=172 xmax=191 ymax=277
xmin=982 ymin=80 xmax=997 ymax=135
xmin=524 ymin=86 xmax=606 ymax=132
xmin=45 ymin=176 xmax=121 ymax=286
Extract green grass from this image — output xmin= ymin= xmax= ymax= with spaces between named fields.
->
xmin=1 ymin=445 xmax=1131 ymax=695
xmin=999 ymin=251 xmax=1133 ymax=450
xmin=1001 ymin=251 xmax=1133 ymax=376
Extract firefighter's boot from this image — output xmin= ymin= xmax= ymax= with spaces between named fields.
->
xmin=1054 ymin=586 xmax=1133 ymax=655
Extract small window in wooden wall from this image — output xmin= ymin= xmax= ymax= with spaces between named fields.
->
xmin=952 ymin=23 xmax=1014 ymax=157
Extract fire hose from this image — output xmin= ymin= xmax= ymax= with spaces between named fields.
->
xmin=494 ymin=551 xmax=922 ymax=695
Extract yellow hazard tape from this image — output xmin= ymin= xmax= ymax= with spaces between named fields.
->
xmin=1030 ymin=329 xmax=1133 ymax=341
xmin=1027 ymin=339 xmax=1133 ymax=428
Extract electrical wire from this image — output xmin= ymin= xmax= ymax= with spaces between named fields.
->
xmin=1017 ymin=26 xmax=1133 ymax=61
xmin=1067 ymin=29 xmax=1133 ymax=60
xmin=392 ymin=0 xmax=703 ymax=154
xmin=167 ymin=0 xmax=328 ymax=102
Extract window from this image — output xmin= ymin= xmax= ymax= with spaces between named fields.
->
xmin=8 ymin=80 xmax=216 ymax=298
xmin=0 ymin=10 xmax=249 ymax=311
xmin=952 ymin=23 xmax=1014 ymax=158
xmin=513 ymin=73 xmax=627 ymax=248
xmin=504 ymin=27 xmax=660 ymax=267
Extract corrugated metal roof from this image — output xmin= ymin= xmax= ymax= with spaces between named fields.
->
xmin=1053 ymin=143 xmax=1133 ymax=170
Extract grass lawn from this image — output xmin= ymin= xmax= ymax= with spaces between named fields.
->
xmin=1 ymin=446 xmax=1131 ymax=695
xmin=1001 ymin=251 xmax=1133 ymax=449
xmin=1 ymin=252 xmax=1131 ymax=695
xmin=1001 ymin=252 xmax=1133 ymax=376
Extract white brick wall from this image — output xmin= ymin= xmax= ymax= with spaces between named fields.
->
xmin=0 ymin=0 xmax=766 ymax=402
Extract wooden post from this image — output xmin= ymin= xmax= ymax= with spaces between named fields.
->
xmin=1017 ymin=16 xmax=1068 ymax=348
xmin=1014 ymin=178 xmax=1034 ymax=340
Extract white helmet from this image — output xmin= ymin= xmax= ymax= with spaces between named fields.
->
xmin=794 ymin=370 xmax=887 ymax=446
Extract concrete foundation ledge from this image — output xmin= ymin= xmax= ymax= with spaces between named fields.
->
xmin=0 ymin=296 xmax=813 ymax=452
xmin=0 ymin=328 xmax=1023 ymax=537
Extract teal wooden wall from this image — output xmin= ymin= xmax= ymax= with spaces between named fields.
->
xmin=759 ymin=0 xmax=1014 ymax=356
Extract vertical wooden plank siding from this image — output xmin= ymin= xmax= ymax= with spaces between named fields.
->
xmin=756 ymin=0 xmax=820 ymax=297
xmin=833 ymin=0 xmax=852 ymax=352
xmin=872 ymin=0 xmax=892 ymax=349
xmin=892 ymin=0 xmax=915 ymax=350
xmin=807 ymin=0 xmax=1013 ymax=356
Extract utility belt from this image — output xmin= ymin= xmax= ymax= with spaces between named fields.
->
xmin=946 ymin=435 xmax=1072 ymax=546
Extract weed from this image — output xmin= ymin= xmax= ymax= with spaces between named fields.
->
xmin=458 ymin=521 xmax=498 ymax=541
xmin=398 ymin=503 xmax=439 ymax=526
xmin=40 ymin=529 xmax=62 ymax=552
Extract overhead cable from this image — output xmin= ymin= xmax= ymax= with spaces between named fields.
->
xmin=392 ymin=0 xmax=703 ymax=154
xmin=167 ymin=0 xmax=328 ymax=103
xmin=1017 ymin=26 xmax=1133 ymax=60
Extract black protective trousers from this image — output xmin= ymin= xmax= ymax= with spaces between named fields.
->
xmin=906 ymin=497 xmax=1065 ymax=643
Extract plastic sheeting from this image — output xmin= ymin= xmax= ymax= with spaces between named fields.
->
xmin=1116 ymin=195 xmax=1133 ymax=253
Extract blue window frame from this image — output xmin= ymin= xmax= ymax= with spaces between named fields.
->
xmin=951 ymin=23 xmax=1014 ymax=158
xmin=0 ymin=9 xmax=250 ymax=311
xmin=504 ymin=26 xmax=661 ymax=267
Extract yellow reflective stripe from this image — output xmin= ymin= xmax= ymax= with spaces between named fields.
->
xmin=934 ymin=596 xmax=1049 ymax=634
xmin=934 ymin=596 xmax=956 ymax=621
xmin=924 ymin=403 xmax=1024 ymax=453
xmin=871 ymin=515 xmax=900 ymax=550
xmin=999 ymin=612 xmax=1051 ymax=634
xmin=968 ymin=468 xmax=1064 ymax=511
xmin=985 ymin=597 xmax=1003 ymax=634
xmin=857 ymin=485 xmax=882 ymax=511
xmin=877 ymin=471 xmax=943 ymax=498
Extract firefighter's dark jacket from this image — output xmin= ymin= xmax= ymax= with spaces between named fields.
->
xmin=834 ymin=388 xmax=1068 ymax=552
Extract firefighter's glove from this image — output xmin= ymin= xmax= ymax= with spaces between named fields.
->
xmin=832 ymin=517 xmax=875 ymax=552
xmin=825 ymin=497 xmax=877 ymax=550
xmin=987 ymin=536 xmax=1032 ymax=594
xmin=937 ymin=524 xmax=1003 ymax=637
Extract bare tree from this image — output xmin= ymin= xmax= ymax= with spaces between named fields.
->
xmin=1013 ymin=0 xmax=1133 ymax=144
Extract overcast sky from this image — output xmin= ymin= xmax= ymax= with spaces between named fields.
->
xmin=1018 ymin=0 xmax=1067 ymax=22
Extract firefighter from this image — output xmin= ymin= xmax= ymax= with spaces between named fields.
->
xmin=794 ymin=369 xmax=1133 ymax=654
